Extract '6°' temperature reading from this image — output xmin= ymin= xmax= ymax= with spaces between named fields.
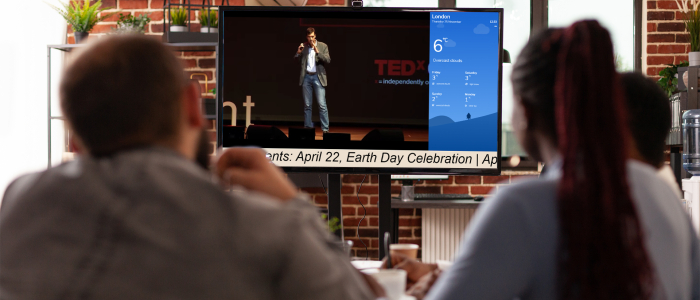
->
xmin=433 ymin=38 xmax=448 ymax=52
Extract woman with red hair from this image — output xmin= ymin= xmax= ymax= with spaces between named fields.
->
xmin=391 ymin=20 xmax=700 ymax=300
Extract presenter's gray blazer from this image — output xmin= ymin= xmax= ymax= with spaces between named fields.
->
xmin=295 ymin=41 xmax=330 ymax=87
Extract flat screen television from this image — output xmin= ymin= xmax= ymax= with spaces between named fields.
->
xmin=217 ymin=6 xmax=503 ymax=175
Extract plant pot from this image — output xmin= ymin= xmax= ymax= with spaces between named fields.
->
xmin=170 ymin=25 xmax=187 ymax=32
xmin=690 ymin=51 xmax=700 ymax=67
xmin=200 ymin=27 xmax=218 ymax=33
xmin=74 ymin=31 xmax=89 ymax=44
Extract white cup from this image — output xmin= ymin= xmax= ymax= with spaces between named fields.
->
xmin=363 ymin=269 xmax=407 ymax=300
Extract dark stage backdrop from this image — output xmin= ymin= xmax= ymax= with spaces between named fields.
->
xmin=222 ymin=12 xmax=430 ymax=126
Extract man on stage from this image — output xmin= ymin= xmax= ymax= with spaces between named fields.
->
xmin=295 ymin=27 xmax=331 ymax=133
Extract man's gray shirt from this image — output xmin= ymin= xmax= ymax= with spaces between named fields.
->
xmin=0 ymin=148 xmax=373 ymax=300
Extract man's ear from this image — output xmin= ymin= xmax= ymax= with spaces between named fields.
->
xmin=183 ymin=80 xmax=203 ymax=129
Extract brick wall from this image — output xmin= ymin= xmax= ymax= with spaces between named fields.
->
xmin=646 ymin=0 xmax=691 ymax=80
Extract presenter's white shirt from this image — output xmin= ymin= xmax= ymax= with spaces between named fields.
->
xmin=306 ymin=41 xmax=317 ymax=73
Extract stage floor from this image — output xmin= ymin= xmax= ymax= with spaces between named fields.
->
xmin=273 ymin=126 xmax=428 ymax=142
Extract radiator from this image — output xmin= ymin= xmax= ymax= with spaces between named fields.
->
xmin=422 ymin=208 xmax=477 ymax=263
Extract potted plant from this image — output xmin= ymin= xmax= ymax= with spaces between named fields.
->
xmin=658 ymin=61 xmax=690 ymax=97
xmin=170 ymin=7 xmax=188 ymax=32
xmin=676 ymin=0 xmax=700 ymax=66
xmin=113 ymin=13 xmax=151 ymax=34
xmin=47 ymin=0 xmax=115 ymax=44
xmin=199 ymin=9 xmax=218 ymax=33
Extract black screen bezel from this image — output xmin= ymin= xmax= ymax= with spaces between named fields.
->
xmin=217 ymin=6 xmax=503 ymax=175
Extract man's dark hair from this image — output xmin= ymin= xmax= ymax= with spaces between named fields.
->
xmin=306 ymin=27 xmax=315 ymax=35
xmin=621 ymin=72 xmax=671 ymax=168
xmin=60 ymin=35 xmax=187 ymax=156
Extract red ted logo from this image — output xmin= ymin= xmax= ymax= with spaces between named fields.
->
xmin=374 ymin=60 xmax=426 ymax=76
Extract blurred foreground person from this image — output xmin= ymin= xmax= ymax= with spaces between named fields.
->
xmin=0 ymin=35 xmax=378 ymax=300
xmin=387 ymin=21 xmax=700 ymax=300
xmin=620 ymin=72 xmax=682 ymax=199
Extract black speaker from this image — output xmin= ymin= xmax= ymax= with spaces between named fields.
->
xmin=246 ymin=125 xmax=289 ymax=140
xmin=289 ymin=127 xmax=316 ymax=140
xmin=222 ymin=126 xmax=246 ymax=147
xmin=361 ymin=129 xmax=404 ymax=142
xmin=323 ymin=132 xmax=351 ymax=141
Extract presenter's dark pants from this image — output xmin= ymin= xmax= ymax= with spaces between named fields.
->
xmin=302 ymin=74 xmax=329 ymax=131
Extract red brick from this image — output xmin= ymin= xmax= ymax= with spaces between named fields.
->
xmin=358 ymin=228 xmax=379 ymax=237
xmin=101 ymin=11 xmax=123 ymax=22
xmin=648 ymin=1 xmax=657 ymax=9
xmin=231 ymin=0 xmax=245 ymax=5
xmin=483 ymin=175 xmax=509 ymax=184
xmin=197 ymin=58 xmax=216 ymax=68
xmin=369 ymin=175 xmax=379 ymax=184
xmin=415 ymin=186 xmax=441 ymax=194
xmin=343 ymin=175 xmax=368 ymax=183
xmin=315 ymin=195 xmax=328 ymax=205
xmin=659 ymin=44 xmax=687 ymax=53
xmin=677 ymin=11 xmax=690 ymax=20
xmin=399 ymin=229 xmax=412 ymax=237
xmin=365 ymin=207 xmax=378 ymax=216
xmin=369 ymin=217 xmax=378 ymax=226
xmin=370 ymin=239 xmax=379 ymax=248
xmin=337 ymin=186 xmax=353 ymax=194
xmin=648 ymin=11 xmax=675 ymax=20
xmin=150 ymin=23 xmax=164 ymax=33
xmin=398 ymin=208 xmax=414 ymax=216
xmin=657 ymin=22 xmax=686 ymax=32
xmin=455 ymin=175 xmax=481 ymax=184
xmin=306 ymin=0 xmax=327 ymax=4
xmin=120 ymin=0 xmax=149 ymax=9
xmin=151 ymin=0 xmax=166 ymax=8
xmin=471 ymin=185 xmax=496 ymax=195
xmin=647 ymin=55 xmax=675 ymax=65
xmin=183 ymin=51 xmax=215 ymax=57
xmin=422 ymin=177 xmax=453 ymax=184
xmin=647 ymin=45 xmax=658 ymax=54
xmin=343 ymin=207 xmax=356 ymax=216
xmin=343 ymin=195 xmax=368 ymax=205
xmin=344 ymin=228 xmax=356 ymax=237
xmin=443 ymin=186 xmax=471 ymax=194
xmin=647 ymin=66 xmax=663 ymax=76
xmin=657 ymin=0 xmax=679 ymax=9
xmin=181 ymin=58 xmax=197 ymax=68
xmin=359 ymin=185 xmax=378 ymax=194
xmin=677 ymin=34 xmax=691 ymax=43
xmin=140 ymin=11 xmax=164 ymax=21
xmin=329 ymin=0 xmax=345 ymax=4
xmin=369 ymin=196 xmax=378 ymax=205
xmin=413 ymin=228 xmax=422 ymax=237
xmin=343 ymin=217 xmax=367 ymax=227
xmin=648 ymin=34 xmax=675 ymax=43
xmin=648 ymin=23 xmax=657 ymax=33
xmin=91 ymin=24 xmax=116 ymax=33
xmin=398 ymin=218 xmax=421 ymax=226
xmin=676 ymin=55 xmax=690 ymax=64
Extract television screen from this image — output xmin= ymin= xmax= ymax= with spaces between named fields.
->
xmin=218 ymin=6 xmax=503 ymax=174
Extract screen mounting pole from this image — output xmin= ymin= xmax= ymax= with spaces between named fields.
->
xmin=378 ymin=174 xmax=394 ymax=259
xmin=327 ymin=174 xmax=343 ymax=239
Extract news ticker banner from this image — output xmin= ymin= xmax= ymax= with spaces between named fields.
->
xmin=263 ymin=149 xmax=498 ymax=169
